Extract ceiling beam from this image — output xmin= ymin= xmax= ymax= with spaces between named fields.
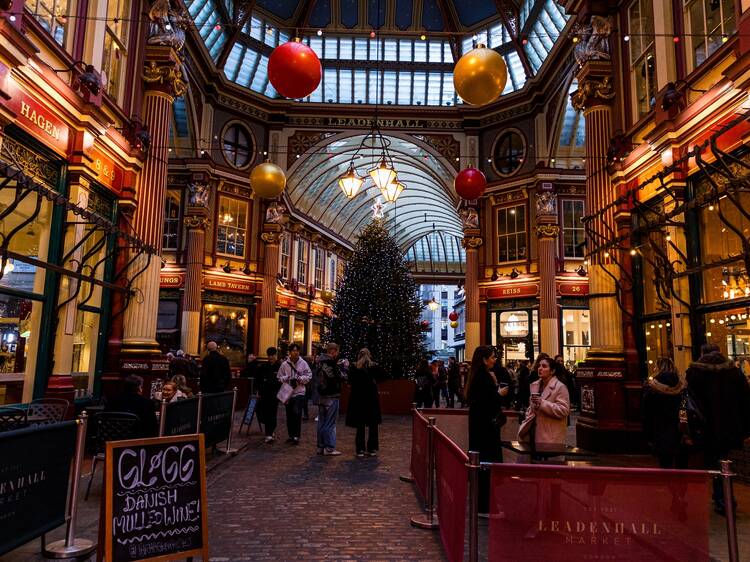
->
xmin=435 ymin=0 xmax=461 ymax=62
xmin=293 ymin=0 xmax=318 ymax=31
xmin=215 ymin=0 xmax=256 ymax=69
xmin=492 ymin=0 xmax=534 ymax=77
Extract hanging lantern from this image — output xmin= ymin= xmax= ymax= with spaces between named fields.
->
xmin=250 ymin=162 xmax=287 ymax=199
xmin=268 ymin=40 xmax=322 ymax=99
xmin=338 ymin=165 xmax=364 ymax=199
xmin=380 ymin=179 xmax=405 ymax=203
xmin=427 ymin=298 xmax=439 ymax=311
xmin=454 ymin=167 xmax=487 ymax=200
xmin=450 ymin=320 xmax=459 ymax=329
xmin=449 ymin=311 xmax=458 ymax=322
xmin=453 ymin=45 xmax=508 ymax=106
xmin=369 ymin=158 xmax=397 ymax=191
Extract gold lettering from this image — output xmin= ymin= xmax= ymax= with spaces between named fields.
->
xmin=577 ymin=521 xmax=586 ymax=532
xmin=538 ymin=520 xmax=546 ymax=531
xmin=551 ymin=521 xmax=559 ymax=532
xmin=20 ymin=100 xmax=30 ymax=118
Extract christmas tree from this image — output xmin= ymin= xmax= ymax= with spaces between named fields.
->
xmin=328 ymin=219 xmax=426 ymax=378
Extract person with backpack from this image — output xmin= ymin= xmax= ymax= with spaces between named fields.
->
xmin=277 ymin=343 xmax=313 ymax=445
xmin=642 ymin=357 xmax=688 ymax=469
xmin=315 ymin=342 xmax=345 ymax=456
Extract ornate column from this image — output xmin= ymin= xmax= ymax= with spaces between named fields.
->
xmin=121 ymin=45 xmax=186 ymax=361
xmin=258 ymin=223 xmax=283 ymax=358
xmin=462 ymin=226 xmax=482 ymax=359
xmin=535 ymin=189 xmax=560 ymax=356
xmin=180 ymin=181 xmax=210 ymax=355
xmin=572 ymin=58 xmax=639 ymax=451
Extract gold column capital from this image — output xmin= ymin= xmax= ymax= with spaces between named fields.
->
xmin=184 ymin=215 xmax=210 ymax=230
xmin=462 ymin=236 xmax=483 ymax=249
xmin=536 ymin=224 xmax=560 ymax=238
xmin=261 ymin=231 xmax=282 ymax=245
xmin=572 ymin=60 xmax=615 ymax=111
xmin=142 ymin=47 xmax=187 ymax=97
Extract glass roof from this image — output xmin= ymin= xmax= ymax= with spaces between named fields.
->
xmin=406 ymin=231 xmax=465 ymax=274
xmin=285 ymin=133 xmax=462 ymax=249
xmin=185 ymin=0 xmax=570 ymax=106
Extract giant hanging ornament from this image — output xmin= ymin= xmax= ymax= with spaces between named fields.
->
xmin=268 ymin=41 xmax=322 ymax=99
xmin=250 ymin=162 xmax=286 ymax=199
xmin=454 ymin=167 xmax=487 ymax=200
xmin=450 ymin=321 xmax=458 ymax=329
xmin=449 ymin=311 xmax=458 ymax=322
xmin=453 ymin=45 xmax=508 ymax=106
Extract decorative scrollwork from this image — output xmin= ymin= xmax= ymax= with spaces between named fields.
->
xmin=184 ymin=215 xmax=210 ymax=229
xmin=143 ymin=60 xmax=187 ymax=97
xmin=461 ymin=236 xmax=483 ymax=249
xmin=536 ymin=224 xmax=560 ymax=238
xmin=261 ymin=231 xmax=281 ymax=245
xmin=571 ymin=76 xmax=615 ymax=111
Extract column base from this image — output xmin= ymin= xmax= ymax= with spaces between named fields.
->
xmin=539 ymin=318 xmax=559 ymax=356
xmin=257 ymin=317 xmax=278 ymax=359
xmin=465 ymin=322 xmax=480 ymax=360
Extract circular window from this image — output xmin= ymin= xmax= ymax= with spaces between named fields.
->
xmin=492 ymin=130 xmax=526 ymax=176
xmin=222 ymin=123 xmax=254 ymax=169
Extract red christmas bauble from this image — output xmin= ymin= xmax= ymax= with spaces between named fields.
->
xmin=448 ymin=311 xmax=458 ymax=322
xmin=454 ymin=167 xmax=487 ymax=200
xmin=268 ymin=41 xmax=322 ymax=99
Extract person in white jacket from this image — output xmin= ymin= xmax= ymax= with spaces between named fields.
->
xmin=277 ymin=343 xmax=313 ymax=444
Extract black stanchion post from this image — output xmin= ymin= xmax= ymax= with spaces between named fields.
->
xmin=721 ymin=460 xmax=739 ymax=562
xmin=196 ymin=392 xmax=203 ymax=433
xmin=467 ymin=451 xmax=480 ymax=562
xmin=158 ymin=399 xmax=167 ymax=437
xmin=410 ymin=416 xmax=439 ymax=529
xmin=44 ymin=412 xmax=97 ymax=558
xmin=400 ymin=402 xmax=418 ymax=483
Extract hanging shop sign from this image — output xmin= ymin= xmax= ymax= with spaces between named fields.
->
xmin=557 ymin=281 xmax=589 ymax=296
xmin=104 ymin=434 xmax=209 ymax=562
xmin=277 ymin=294 xmax=297 ymax=309
xmin=3 ymin=78 xmax=70 ymax=154
xmin=87 ymin=147 xmax=123 ymax=193
xmin=160 ymin=273 xmax=185 ymax=288
xmin=203 ymin=275 xmax=256 ymax=295
xmin=309 ymin=302 xmax=331 ymax=316
xmin=487 ymin=283 xmax=539 ymax=300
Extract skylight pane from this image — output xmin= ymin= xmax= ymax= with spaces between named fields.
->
xmin=224 ymin=43 xmax=244 ymax=81
xmin=475 ymin=30 xmax=488 ymax=46
xmin=264 ymin=80 xmax=277 ymax=98
xmin=324 ymin=37 xmax=338 ymax=58
xmin=279 ymin=30 xmax=290 ymax=43
xmin=368 ymin=69 xmax=380 ymax=104
xmin=427 ymin=73 xmax=441 ymax=105
xmin=324 ymin=68 xmax=338 ymax=102
xmin=461 ymin=36 xmax=473 ymax=54
xmin=249 ymin=16 xmax=262 ymax=39
xmin=383 ymin=71 xmax=397 ymax=104
xmin=235 ymin=48 xmax=257 ymax=86
xmin=339 ymin=69 xmax=353 ymax=103
xmin=525 ymin=40 xmax=544 ymax=70
xmin=489 ymin=23 xmax=504 ymax=48
xmin=443 ymin=42 xmax=453 ymax=62
xmin=250 ymin=55 xmax=268 ymax=92
xmin=354 ymin=70 xmax=367 ymax=103
xmin=310 ymin=37 xmax=323 ymax=57
xmin=428 ymin=40 xmax=442 ymax=62
xmin=384 ymin=39 xmax=398 ymax=61
xmin=339 ymin=38 xmax=353 ymax=59
xmin=309 ymin=80 xmax=323 ymax=102
xmin=413 ymin=72 xmax=426 ymax=105
xmin=263 ymin=24 xmax=277 ymax=47
xmin=442 ymin=73 xmax=455 ymax=105
xmin=398 ymin=72 xmax=412 ymax=104
xmin=354 ymin=38 xmax=368 ymax=60
xmin=546 ymin=0 xmax=568 ymax=30
xmin=414 ymin=40 xmax=427 ymax=62
xmin=399 ymin=39 xmax=413 ymax=61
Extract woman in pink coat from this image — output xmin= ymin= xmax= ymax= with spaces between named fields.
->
xmin=520 ymin=357 xmax=570 ymax=445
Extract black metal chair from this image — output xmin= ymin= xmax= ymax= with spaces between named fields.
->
xmin=0 ymin=407 xmax=28 ymax=432
xmin=85 ymin=411 xmax=139 ymax=500
xmin=28 ymin=398 xmax=69 ymax=425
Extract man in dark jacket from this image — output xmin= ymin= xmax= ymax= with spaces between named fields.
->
xmin=106 ymin=375 xmax=159 ymax=437
xmin=200 ymin=341 xmax=232 ymax=394
xmin=315 ymin=342 xmax=345 ymax=456
xmin=687 ymin=343 xmax=750 ymax=514
xmin=492 ymin=358 xmax=515 ymax=409
xmin=257 ymin=347 xmax=281 ymax=443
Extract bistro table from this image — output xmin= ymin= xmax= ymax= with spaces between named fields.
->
xmin=501 ymin=440 xmax=596 ymax=464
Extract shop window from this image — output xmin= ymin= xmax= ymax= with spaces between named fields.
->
xmin=222 ymin=124 xmax=253 ymax=169
xmin=561 ymin=200 xmax=585 ymax=258
xmin=642 ymin=319 xmax=673 ymax=373
xmin=0 ymin=293 xmax=42 ymax=382
xmin=492 ymin=131 xmax=525 ymax=176
xmin=311 ymin=321 xmax=323 ymax=349
xmin=499 ymin=311 xmax=529 ymax=338
xmin=296 ymin=238 xmax=308 ymax=285
xmin=561 ymin=309 xmax=590 ymax=365
xmin=328 ymin=255 xmax=336 ymax=290
xmin=496 ymin=205 xmax=526 ymax=262
xmin=293 ymin=317 xmax=306 ymax=348
xmin=278 ymin=312 xmax=290 ymax=345
xmin=216 ymin=196 xmax=247 ymax=258
xmin=628 ymin=0 xmax=656 ymax=118
xmin=314 ymin=247 xmax=325 ymax=289
xmin=280 ymin=233 xmax=290 ymax=280
xmin=162 ymin=190 xmax=181 ymax=251
xmin=201 ymin=303 xmax=248 ymax=366
xmin=102 ymin=0 xmax=130 ymax=101
xmin=25 ymin=0 xmax=69 ymax=45
xmin=685 ymin=0 xmax=735 ymax=70
xmin=704 ymin=307 xmax=750 ymax=364
xmin=156 ymin=299 xmax=180 ymax=351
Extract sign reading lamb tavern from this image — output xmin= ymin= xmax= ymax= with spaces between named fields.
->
xmin=203 ymin=275 xmax=255 ymax=294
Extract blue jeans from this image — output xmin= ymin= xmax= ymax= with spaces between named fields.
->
xmin=317 ymin=398 xmax=339 ymax=450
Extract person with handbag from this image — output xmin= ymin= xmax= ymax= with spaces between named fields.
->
xmin=466 ymin=345 xmax=507 ymax=514
xmin=642 ymin=357 xmax=688 ymax=469
xmin=518 ymin=357 xmax=570 ymax=447
xmin=277 ymin=343 xmax=313 ymax=445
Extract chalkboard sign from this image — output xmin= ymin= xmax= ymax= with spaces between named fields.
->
xmin=104 ymin=434 xmax=208 ymax=562
xmin=243 ymin=397 xmax=257 ymax=427
xmin=162 ymin=397 xmax=199 ymax=436
xmin=201 ymin=391 xmax=234 ymax=447
xmin=0 ymin=422 xmax=77 ymax=555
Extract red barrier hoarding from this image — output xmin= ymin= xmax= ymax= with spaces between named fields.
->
xmin=434 ymin=428 xmax=468 ymax=562
xmin=488 ymin=464 xmax=711 ymax=562
xmin=411 ymin=410 xmax=429 ymax=501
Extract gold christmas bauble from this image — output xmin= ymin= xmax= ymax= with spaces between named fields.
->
xmin=250 ymin=162 xmax=287 ymax=199
xmin=450 ymin=320 xmax=459 ymax=329
xmin=453 ymin=46 xmax=508 ymax=106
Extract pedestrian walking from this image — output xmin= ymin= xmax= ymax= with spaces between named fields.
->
xmin=277 ymin=343 xmax=313 ymax=445
xmin=431 ymin=360 xmax=443 ymax=407
xmin=346 ymin=348 xmax=383 ymax=457
xmin=687 ymin=343 xmax=750 ymax=514
xmin=257 ymin=347 xmax=282 ymax=443
xmin=447 ymin=357 xmax=461 ymax=408
xmin=414 ymin=358 xmax=434 ymax=408
xmin=519 ymin=356 xmax=570 ymax=447
xmin=466 ymin=345 xmax=507 ymax=515
xmin=642 ymin=357 xmax=688 ymax=469
xmin=200 ymin=341 xmax=232 ymax=394
xmin=314 ymin=342 xmax=345 ymax=456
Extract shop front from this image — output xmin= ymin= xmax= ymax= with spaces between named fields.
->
xmin=485 ymin=283 xmax=540 ymax=364
xmin=557 ymin=279 xmax=590 ymax=366
xmin=276 ymin=292 xmax=331 ymax=357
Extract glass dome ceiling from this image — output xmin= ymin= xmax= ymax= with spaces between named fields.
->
xmin=186 ymin=0 xmax=570 ymax=106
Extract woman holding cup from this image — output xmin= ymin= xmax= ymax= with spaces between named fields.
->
xmin=518 ymin=356 xmax=570 ymax=446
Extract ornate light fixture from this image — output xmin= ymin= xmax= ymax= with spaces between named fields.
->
xmin=338 ymin=165 xmax=364 ymax=199
xmin=369 ymin=157 xmax=397 ymax=191
xmin=380 ymin=179 xmax=405 ymax=203
xmin=427 ymin=297 xmax=439 ymax=311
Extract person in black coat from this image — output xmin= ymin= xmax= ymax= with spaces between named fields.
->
xmin=642 ymin=357 xmax=688 ymax=469
xmin=447 ymin=357 xmax=461 ymax=408
xmin=414 ymin=358 xmax=434 ymax=408
xmin=345 ymin=348 xmax=383 ymax=457
xmin=106 ymin=375 xmax=159 ymax=437
xmin=200 ymin=341 xmax=232 ymax=394
xmin=256 ymin=347 xmax=281 ymax=443
xmin=467 ymin=345 xmax=508 ymax=514
xmin=687 ymin=344 xmax=750 ymax=513
xmin=492 ymin=356 xmax=515 ymax=409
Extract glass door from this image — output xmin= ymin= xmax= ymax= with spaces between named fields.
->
xmin=497 ymin=310 xmax=536 ymax=363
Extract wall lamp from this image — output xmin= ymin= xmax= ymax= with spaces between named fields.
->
xmin=112 ymin=118 xmax=150 ymax=152
xmin=242 ymin=264 xmax=252 ymax=275
xmin=576 ymin=264 xmax=587 ymax=277
xmin=222 ymin=262 xmax=232 ymax=273
xmin=51 ymin=61 xmax=101 ymax=97
xmin=509 ymin=267 xmax=521 ymax=279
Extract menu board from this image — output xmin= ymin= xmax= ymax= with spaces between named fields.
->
xmin=104 ymin=434 xmax=208 ymax=562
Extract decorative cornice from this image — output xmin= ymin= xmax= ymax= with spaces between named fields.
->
xmin=261 ymin=231 xmax=281 ymax=244
xmin=536 ymin=224 xmax=560 ymax=238
xmin=462 ymin=236 xmax=483 ymax=249
xmin=216 ymin=94 xmax=269 ymax=121
xmin=184 ymin=215 xmax=210 ymax=229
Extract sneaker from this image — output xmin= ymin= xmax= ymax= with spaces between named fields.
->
xmin=292 ymin=437 xmax=300 ymax=445
xmin=366 ymin=450 xmax=378 ymax=457
xmin=264 ymin=436 xmax=275 ymax=443
xmin=356 ymin=451 xmax=365 ymax=458
xmin=323 ymin=448 xmax=342 ymax=456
